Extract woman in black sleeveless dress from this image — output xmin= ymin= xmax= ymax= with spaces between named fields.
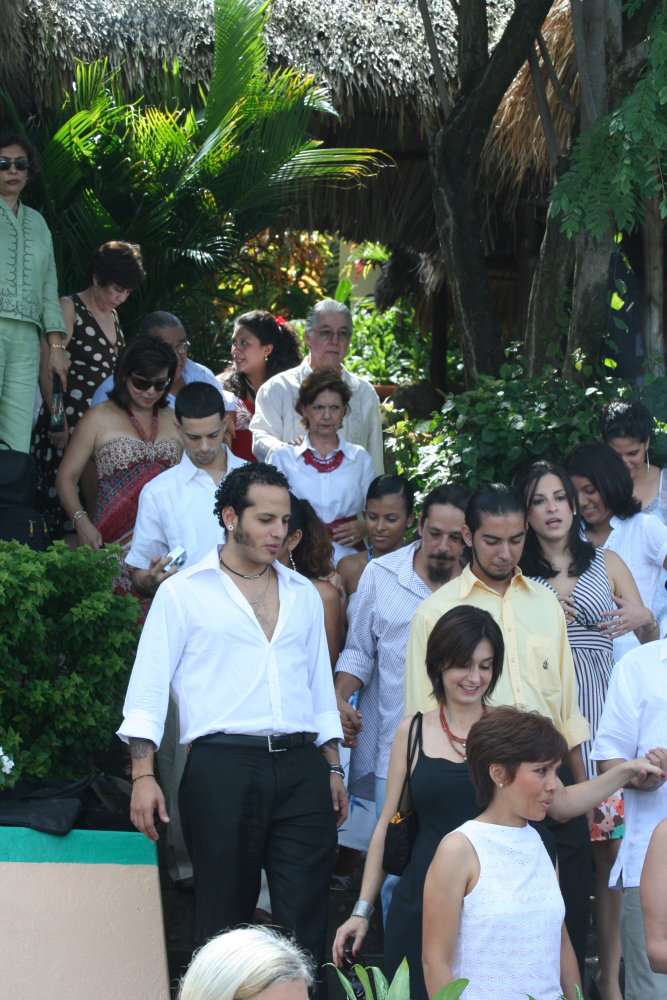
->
xmin=32 ymin=243 xmax=144 ymax=534
xmin=332 ymin=606 xmax=661 ymax=1000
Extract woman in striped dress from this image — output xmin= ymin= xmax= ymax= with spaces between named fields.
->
xmin=520 ymin=461 xmax=656 ymax=1000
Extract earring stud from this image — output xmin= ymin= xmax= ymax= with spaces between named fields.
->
xmin=499 ymin=783 xmax=504 ymax=788
xmin=227 ymin=525 xmax=234 ymax=531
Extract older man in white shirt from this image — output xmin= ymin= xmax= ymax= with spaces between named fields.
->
xmin=250 ymin=300 xmax=384 ymax=508
xmin=125 ymin=380 xmax=246 ymax=884
xmin=119 ymin=463 xmax=345 ymax=998
xmin=591 ymin=641 xmax=667 ymax=1000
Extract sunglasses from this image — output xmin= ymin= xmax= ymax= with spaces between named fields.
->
xmin=0 ymin=158 xmax=30 ymax=172
xmin=129 ymin=373 xmax=171 ymax=392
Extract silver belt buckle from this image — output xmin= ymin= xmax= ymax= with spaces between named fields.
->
xmin=267 ymin=734 xmax=288 ymax=752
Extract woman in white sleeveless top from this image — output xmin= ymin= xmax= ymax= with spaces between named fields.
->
xmin=423 ymin=707 xmax=580 ymax=1000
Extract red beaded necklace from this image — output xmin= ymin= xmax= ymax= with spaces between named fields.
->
xmin=439 ymin=705 xmax=487 ymax=760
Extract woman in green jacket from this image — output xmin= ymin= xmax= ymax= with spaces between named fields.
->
xmin=0 ymin=132 xmax=68 ymax=453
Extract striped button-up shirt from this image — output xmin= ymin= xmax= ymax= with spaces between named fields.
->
xmin=405 ymin=564 xmax=590 ymax=749
xmin=335 ymin=541 xmax=433 ymax=791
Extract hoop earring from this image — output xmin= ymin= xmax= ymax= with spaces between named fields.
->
xmin=290 ymin=552 xmax=296 ymax=570
xmin=647 ymin=452 xmax=651 ymax=470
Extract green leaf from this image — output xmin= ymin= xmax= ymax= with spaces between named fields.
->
xmin=326 ymin=966 xmax=358 ymax=1000
xmin=432 ymin=980 xmax=470 ymax=1000
xmin=335 ymin=278 xmax=354 ymax=304
xmin=387 ymin=957 xmax=410 ymax=1000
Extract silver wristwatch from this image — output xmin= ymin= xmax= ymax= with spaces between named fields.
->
xmin=352 ymin=900 xmax=375 ymax=921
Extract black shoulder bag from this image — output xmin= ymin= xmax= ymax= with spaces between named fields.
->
xmin=382 ymin=712 xmax=423 ymax=876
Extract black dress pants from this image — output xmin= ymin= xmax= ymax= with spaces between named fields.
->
xmin=179 ymin=740 xmax=337 ymax=997
xmin=540 ymin=761 xmax=592 ymax=980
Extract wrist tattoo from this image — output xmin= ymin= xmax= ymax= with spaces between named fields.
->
xmin=129 ymin=737 xmax=154 ymax=760
xmin=320 ymin=738 xmax=339 ymax=755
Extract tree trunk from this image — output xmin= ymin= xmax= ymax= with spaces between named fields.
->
xmin=563 ymin=228 xmax=615 ymax=378
xmin=642 ymin=196 xmax=665 ymax=374
xmin=429 ymin=130 xmax=504 ymax=387
xmin=526 ymin=199 xmax=576 ymax=375
xmin=430 ymin=281 xmax=449 ymax=392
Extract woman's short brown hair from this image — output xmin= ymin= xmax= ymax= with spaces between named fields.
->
xmin=466 ymin=707 xmax=569 ymax=807
xmin=89 ymin=241 xmax=146 ymax=290
xmin=426 ymin=606 xmax=504 ymax=707
xmin=107 ymin=334 xmax=178 ymax=410
xmin=295 ymin=367 xmax=352 ymax=428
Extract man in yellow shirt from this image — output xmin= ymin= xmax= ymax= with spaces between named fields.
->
xmin=404 ymin=482 xmax=591 ymax=976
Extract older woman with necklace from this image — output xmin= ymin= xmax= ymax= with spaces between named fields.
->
xmin=269 ymin=367 xmax=376 ymax=564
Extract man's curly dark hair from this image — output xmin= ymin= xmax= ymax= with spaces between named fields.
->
xmin=213 ymin=463 xmax=291 ymax=527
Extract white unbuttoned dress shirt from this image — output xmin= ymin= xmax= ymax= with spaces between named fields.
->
xmin=250 ymin=358 xmax=384 ymax=475
xmin=117 ymin=547 xmax=343 ymax=749
xmin=270 ymin=434 xmax=376 ymax=563
xmin=591 ymin=638 xmax=667 ymax=887
xmin=126 ymin=447 xmax=247 ymax=571
xmin=90 ymin=358 xmax=237 ymax=410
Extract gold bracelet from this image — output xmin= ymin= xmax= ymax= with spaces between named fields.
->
xmin=49 ymin=342 xmax=67 ymax=350
xmin=72 ymin=510 xmax=87 ymax=525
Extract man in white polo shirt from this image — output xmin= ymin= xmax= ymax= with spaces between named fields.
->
xmin=126 ymin=380 xmax=246 ymax=883
xmin=591 ymin=641 xmax=667 ymax=1000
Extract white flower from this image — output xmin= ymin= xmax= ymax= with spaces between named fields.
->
xmin=1 ymin=754 xmax=14 ymax=774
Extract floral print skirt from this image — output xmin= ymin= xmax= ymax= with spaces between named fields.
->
xmin=591 ymin=789 xmax=625 ymax=841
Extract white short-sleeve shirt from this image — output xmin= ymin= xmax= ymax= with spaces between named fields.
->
xmin=603 ymin=513 xmax=667 ymax=659
xmin=270 ymin=433 xmax=376 ymax=564
xmin=591 ymin=639 xmax=667 ymax=887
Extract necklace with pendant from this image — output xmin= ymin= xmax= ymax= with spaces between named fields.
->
xmin=219 ymin=557 xmax=268 ymax=580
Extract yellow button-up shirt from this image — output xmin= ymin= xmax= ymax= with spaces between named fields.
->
xmin=404 ymin=564 xmax=590 ymax=749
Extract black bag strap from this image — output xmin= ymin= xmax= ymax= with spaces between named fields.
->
xmin=396 ymin=712 xmax=423 ymax=815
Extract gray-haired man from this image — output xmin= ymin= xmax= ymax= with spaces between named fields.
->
xmin=250 ymin=299 xmax=384 ymax=471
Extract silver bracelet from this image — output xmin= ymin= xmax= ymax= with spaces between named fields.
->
xmin=641 ymin=616 xmax=659 ymax=634
xmin=351 ymin=900 xmax=374 ymax=921
xmin=329 ymin=764 xmax=345 ymax=778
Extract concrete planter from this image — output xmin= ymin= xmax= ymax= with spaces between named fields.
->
xmin=0 ymin=826 xmax=170 ymax=1000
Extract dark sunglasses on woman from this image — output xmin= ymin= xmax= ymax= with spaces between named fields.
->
xmin=0 ymin=158 xmax=30 ymax=172
xmin=129 ymin=374 xmax=171 ymax=392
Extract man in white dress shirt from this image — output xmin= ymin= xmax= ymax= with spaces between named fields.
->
xmin=250 ymin=300 xmax=384 ymax=552
xmin=119 ymin=463 xmax=346 ymax=997
xmin=125 ymin=380 xmax=246 ymax=885
xmin=591 ymin=641 xmax=667 ymax=1000
xmin=91 ymin=311 xmax=236 ymax=415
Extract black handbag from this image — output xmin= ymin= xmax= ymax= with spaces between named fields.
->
xmin=382 ymin=712 xmax=423 ymax=876
xmin=0 ymin=439 xmax=38 ymax=510
xmin=0 ymin=507 xmax=51 ymax=551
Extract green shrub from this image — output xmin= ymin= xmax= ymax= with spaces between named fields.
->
xmin=330 ymin=957 xmax=468 ymax=1000
xmin=384 ymin=361 xmax=667 ymax=493
xmin=0 ymin=542 xmax=141 ymax=786
xmin=346 ymin=301 xmax=431 ymax=385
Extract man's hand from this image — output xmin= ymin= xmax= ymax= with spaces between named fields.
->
xmin=338 ymin=699 xmax=363 ymax=747
xmin=130 ymin=775 xmax=170 ymax=841
xmin=331 ymin=772 xmax=348 ymax=828
xmin=132 ymin=554 xmax=179 ymax=598
xmin=47 ymin=339 xmax=71 ymax=389
xmin=628 ymin=748 xmax=667 ymax=791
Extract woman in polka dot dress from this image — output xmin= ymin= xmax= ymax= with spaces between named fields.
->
xmin=33 ymin=242 xmax=145 ymax=535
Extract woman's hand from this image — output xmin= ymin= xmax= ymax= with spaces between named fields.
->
xmin=48 ymin=415 xmax=69 ymax=453
xmin=332 ymin=518 xmax=367 ymax=548
xmin=599 ymin=595 xmax=654 ymax=638
xmin=555 ymin=593 xmax=578 ymax=624
xmin=47 ymin=340 xmax=71 ymax=390
xmin=332 ymin=916 xmax=369 ymax=967
xmin=75 ymin=514 xmax=104 ymax=552
xmin=626 ymin=750 xmax=667 ymax=791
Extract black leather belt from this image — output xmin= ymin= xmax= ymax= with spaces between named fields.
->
xmin=193 ymin=732 xmax=318 ymax=753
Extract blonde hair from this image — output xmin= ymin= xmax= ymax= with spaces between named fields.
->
xmin=178 ymin=926 xmax=314 ymax=1000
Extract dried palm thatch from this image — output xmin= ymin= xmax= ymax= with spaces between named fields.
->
xmin=478 ymin=0 xmax=579 ymax=230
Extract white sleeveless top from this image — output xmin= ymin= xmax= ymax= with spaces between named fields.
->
xmin=448 ymin=819 xmax=564 ymax=1000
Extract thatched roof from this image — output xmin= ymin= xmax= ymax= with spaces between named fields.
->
xmin=3 ymin=0 xmax=576 ymax=275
